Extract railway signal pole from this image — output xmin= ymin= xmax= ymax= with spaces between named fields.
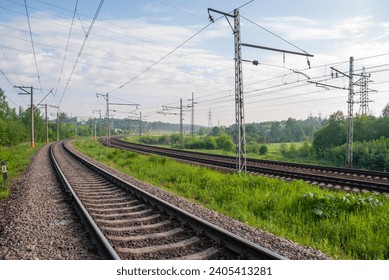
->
xmin=208 ymin=7 xmax=313 ymax=173
xmin=15 ymin=86 xmax=34 ymax=148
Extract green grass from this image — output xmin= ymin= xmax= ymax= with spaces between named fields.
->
xmin=0 ymin=143 xmax=44 ymax=199
xmin=74 ymin=138 xmax=389 ymax=259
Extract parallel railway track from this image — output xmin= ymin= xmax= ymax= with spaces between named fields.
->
xmin=106 ymin=137 xmax=389 ymax=194
xmin=50 ymin=141 xmax=286 ymax=260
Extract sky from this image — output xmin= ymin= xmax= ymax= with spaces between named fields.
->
xmin=1 ymin=0 xmax=389 ymax=126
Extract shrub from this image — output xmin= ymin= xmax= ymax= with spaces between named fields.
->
xmin=259 ymin=145 xmax=268 ymax=155
xmin=222 ymin=139 xmax=234 ymax=152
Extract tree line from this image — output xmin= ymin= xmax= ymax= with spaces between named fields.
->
xmin=0 ymin=88 xmax=93 ymax=146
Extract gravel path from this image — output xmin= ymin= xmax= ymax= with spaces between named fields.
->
xmin=0 ymin=144 xmax=99 ymax=260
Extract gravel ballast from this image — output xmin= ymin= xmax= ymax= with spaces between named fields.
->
xmin=0 ymin=144 xmax=99 ymax=260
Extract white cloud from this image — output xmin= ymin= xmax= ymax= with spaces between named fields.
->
xmin=260 ymin=15 xmax=376 ymax=41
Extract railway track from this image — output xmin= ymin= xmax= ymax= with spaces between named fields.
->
xmin=50 ymin=141 xmax=286 ymax=260
xmin=106 ymin=137 xmax=389 ymax=194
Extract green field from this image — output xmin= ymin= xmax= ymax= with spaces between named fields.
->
xmin=74 ymin=138 xmax=389 ymax=259
xmin=0 ymin=143 xmax=43 ymax=199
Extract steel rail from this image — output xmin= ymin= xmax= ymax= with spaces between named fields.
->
xmin=106 ymin=137 xmax=389 ymax=193
xmin=49 ymin=142 xmax=120 ymax=260
xmin=53 ymin=140 xmax=286 ymax=260
xmin=110 ymin=137 xmax=389 ymax=178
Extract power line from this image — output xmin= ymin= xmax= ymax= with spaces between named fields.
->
xmin=240 ymin=15 xmax=310 ymax=55
xmin=53 ymin=0 xmax=78 ymax=101
xmin=24 ymin=0 xmax=44 ymax=95
xmin=58 ymin=0 xmax=104 ymax=106
xmin=0 ymin=67 xmax=14 ymax=87
xmin=107 ymin=21 xmax=216 ymax=94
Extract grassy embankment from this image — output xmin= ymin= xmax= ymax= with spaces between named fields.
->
xmin=74 ymin=138 xmax=389 ymax=260
xmin=0 ymin=143 xmax=43 ymax=199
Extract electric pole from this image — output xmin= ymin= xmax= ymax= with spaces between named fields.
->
xmin=97 ymin=93 xmax=140 ymax=147
xmin=208 ymin=108 xmax=212 ymax=129
xmin=75 ymin=117 xmax=78 ymax=139
xmin=44 ymin=103 xmax=48 ymax=143
xmin=93 ymin=109 xmax=102 ymax=140
xmin=159 ymin=99 xmax=186 ymax=149
xmin=347 ymin=57 xmax=354 ymax=168
xmin=234 ymin=8 xmax=246 ymax=173
xmin=49 ymin=105 xmax=60 ymax=141
xmin=15 ymin=86 xmax=34 ymax=147
xmin=96 ymin=93 xmax=110 ymax=147
xmin=188 ymin=92 xmax=196 ymax=138
xmin=38 ymin=104 xmax=49 ymax=143
xmin=308 ymin=56 xmax=373 ymax=168
xmin=208 ymin=7 xmax=313 ymax=173
xmin=180 ymin=98 xmax=183 ymax=149
xmin=139 ymin=111 xmax=142 ymax=139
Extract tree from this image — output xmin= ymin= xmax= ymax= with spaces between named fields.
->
xmin=284 ymin=118 xmax=304 ymax=142
xmin=312 ymin=111 xmax=347 ymax=155
xmin=222 ymin=138 xmax=234 ymax=152
xmin=382 ymin=103 xmax=389 ymax=117
xmin=270 ymin=122 xmax=282 ymax=142
xmin=0 ymin=88 xmax=29 ymax=146
xmin=204 ymin=136 xmax=217 ymax=149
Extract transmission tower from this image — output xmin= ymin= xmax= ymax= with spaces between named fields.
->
xmin=357 ymin=67 xmax=374 ymax=116
xmin=208 ymin=108 xmax=212 ymax=128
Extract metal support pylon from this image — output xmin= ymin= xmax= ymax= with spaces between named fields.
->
xmin=234 ymin=9 xmax=246 ymax=173
xmin=347 ymin=56 xmax=354 ymax=168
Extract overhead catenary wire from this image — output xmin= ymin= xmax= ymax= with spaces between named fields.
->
xmin=106 ymin=0 xmax=256 ymax=95
xmin=240 ymin=14 xmax=310 ymax=55
xmin=52 ymin=0 xmax=78 ymax=102
xmin=106 ymin=21 xmax=216 ymax=94
xmin=58 ymin=0 xmax=104 ymax=106
xmin=24 ymin=0 xmax=44 ymax=95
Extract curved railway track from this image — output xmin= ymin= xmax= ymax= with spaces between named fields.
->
xmin=50 ymin=141 xmax=286 ymax=260
xmin=106 ymin=137 xmax=389 ymax=194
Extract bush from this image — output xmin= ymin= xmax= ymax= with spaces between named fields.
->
xmin=158 ymin=135 xmax=171 ymax=145
xmin=185 ymin=138 xmax=204 ymax=149
xmin=204 ymin=136 xmax=217 ymax=150
xmin=247 ymin=141 xmax=259 ymax=154
xmin=222 ymin=139 xmax=234 ymax=152
xmin=259 ymin=145 xmax=268 ymax=155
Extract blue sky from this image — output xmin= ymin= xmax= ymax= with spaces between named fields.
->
xmin=1 ymin=0 xmax=389 ymax=126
